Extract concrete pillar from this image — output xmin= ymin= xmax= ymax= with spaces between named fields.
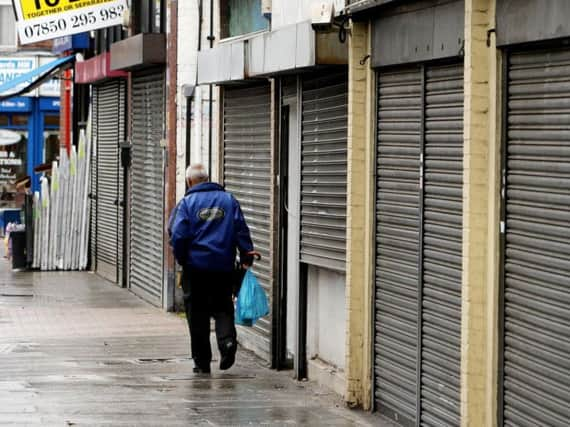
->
xmin=345 ymin=20 xmax=375 ymax=410
xmin=461 ymin=1 xmax=500 ymax=425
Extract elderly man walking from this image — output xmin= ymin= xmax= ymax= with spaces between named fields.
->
xmin=170 ymin=164 xmax=254 ymax=373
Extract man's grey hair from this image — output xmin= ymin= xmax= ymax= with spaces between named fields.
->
xmin=186 ymin=164 xmax=209 ymax=183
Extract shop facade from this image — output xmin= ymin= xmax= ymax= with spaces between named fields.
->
xmin=75 ymin=52 xmax=128 ymax=286
xmin=0 ymin=56 xmax=60 ymax=197
xmin=109 ymin=12 xmax=168 ymax=307
xmin=196 ymin=5 xmax=350 ymax=394
xmin=496 ymin=1 xmax=570 ymax=425
xmin=346 ymin=0 xmax=570 ymax=422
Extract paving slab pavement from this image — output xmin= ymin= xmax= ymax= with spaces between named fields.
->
xmin=0 ymin=261 xmax=391 ymax=426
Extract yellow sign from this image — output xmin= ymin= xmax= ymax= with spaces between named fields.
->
xmin=19 ymin=0 xmax=116 ymax=20
xmin=12 ymin=0 xmax=127 ymax=44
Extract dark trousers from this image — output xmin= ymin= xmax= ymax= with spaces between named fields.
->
xmin=182 ymin=268 xmax=237 ymax=369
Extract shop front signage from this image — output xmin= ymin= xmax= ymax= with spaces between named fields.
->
xmin=0 ymin=57 xmax=37 ymax=97
xmin=39 ymin=97 xmax=61 ymax=112
xmin=75 ymin=52 xmax=127 ymax=84
xmin=38 ymin=57 xmax=62 ymax=97
xmin=0 ymin=97 xmax=33 ymax=113
xmin=0 ymin=56 xmax=63 ymax=99
xmin=11 ymin=0 xmax=128 ymax=45
xmin=0 ymin=137 xmax=25 ymax=186
xmin=0 ymin=130 xmax=22 ymax=146
xmin=53 ymin=32 xmax=91 ymax=54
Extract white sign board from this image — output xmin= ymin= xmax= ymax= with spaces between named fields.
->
xmin=38 ymin=56 xmax=61 ymax=97
xmin=0 ymin=130 xmax=22 ymax=146
xmin=0 ymin=57 xmax=38 ymax=97
xmin=12 ymin=0 xmax=128 ymax=45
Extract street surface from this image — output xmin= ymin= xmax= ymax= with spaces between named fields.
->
xmin=0 ymin=259 xmax=389 ymax=426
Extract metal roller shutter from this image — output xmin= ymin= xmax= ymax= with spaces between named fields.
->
xmin=375 ymin=67 xmax=422 ymax=427
xmin=117 ymin=82 xmax=125 ymax=284
xmin=421 ymin=63 xmax=462 ymax=426
xmin=300 ymin=71 xmax=348 ymax=271
xmin=222 ymin=84 xmax=272 ymax=360
xmin=502 ymin=49 xmax=570 ymax=427
xmin=94 ymin=81 xmax=124 ymax=284
xmin=375 ymin=63 xmax=463 ymax=426
xmin=90 ymin=87 xmax=98 ymax=271
xmin=129 ymin=71 xmax=165 ymax=306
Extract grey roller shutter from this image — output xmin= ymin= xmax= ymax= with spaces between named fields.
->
xmin=375 ymin=63 xmax=463 ymax=426
xmin=129 ymin=71 xmax=165 ymax=306
xmin=90 ymin=87 xmax=98 ymax=271
xmin=421 ymin=63 xmax=462 ymax=426
xmin=222 ymin=83 xmax=272 ymax=360
xmin=300 ymin=71 xmax=348 ymax=271
xmin=502 ymin=49 xmax=570 ymax=427
xmin=94 ymin=81 xmax=124 ymax=284
xmin=375 ymin=67 xmax=422 ymax=427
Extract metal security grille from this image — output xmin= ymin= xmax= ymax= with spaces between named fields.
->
xmin=222 ymin=84 xmax=272 ymax=360
xmin=94 ymin=81 xmax=125 ymax=284
xmin=300 ymin=71 xmax=348 ymax=271
xmin=502 ymin=49 xmax=570 ymax=427
xmin=129 ymin=71 xmax=165 ymax=306
xmin=375 ymin=67 xmax=422 ymax=426
xmin=90 ymin=87 xmax=98 ymax=271
xmin=421 ymin=63 xmax=462 ymax=426
xmin=375 ymin=63 xmax=463 ymax=427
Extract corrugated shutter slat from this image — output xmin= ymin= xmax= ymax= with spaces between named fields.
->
xmin=375 ymin=68 xmax=422 ymax=427
xmin=129 ymin=71 xmax=165 ymax=306
xmin=90 ymin=87 xmax=98 ymax=271
xmin=421 ymin=63 xmax=463 ymax=427
xmin=375 ymin=64 xmax=463 ymax=427
xmin=301 ymin=72 xmax=348 ymax=271
xmin=93 ymin=81 xmax=124 ymax=284
xmin=503 ymin=49 xmax=570 ymax=427
xmin=223 ymin=84 xmax=272 ymax=360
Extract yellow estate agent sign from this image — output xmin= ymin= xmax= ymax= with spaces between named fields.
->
xmin=12 ymin=0 xmax=128 ymax=44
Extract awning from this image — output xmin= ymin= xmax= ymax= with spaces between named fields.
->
xmin=0 ymin=55 xmax=76 ymax=101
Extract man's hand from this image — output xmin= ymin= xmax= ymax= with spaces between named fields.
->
xmin=240 ymin=251 xmax=261 ymax=269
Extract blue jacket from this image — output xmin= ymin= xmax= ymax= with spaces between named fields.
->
xmin=169 ymin=182 xmax=254 ymax=271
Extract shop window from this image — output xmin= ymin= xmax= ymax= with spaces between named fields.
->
xmin=0 ymin=114 xmax=8 ymax=126
xmin=0 ymin=131 xmax=27 ymax=204
xmin=44 ymin=132 xmax=59 ymax=165
xmin=132 ymin=0 xmax=165 ymax=34
xmin=0 ymin=1 xmax=16 ymax=50
xmin=221 ymin=0 xmax=269 ymax=39
xmin=44 ymin=114 xmax=59 ymax=128
xmin=11 ymin=115 xmax=29 ymax=127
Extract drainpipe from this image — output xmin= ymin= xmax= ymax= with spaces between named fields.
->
xmin=207 ymin=0 xmax=214 ymax=177
xmin=198 ymin=0 xmax=203 ymax=51
xmin=194 ymin=0 xmax=203 ymax=170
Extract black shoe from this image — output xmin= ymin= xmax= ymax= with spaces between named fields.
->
xmin=193 ymin=366 xmax=211 ymax=374
xmin=219 ymin=341 xmax=237 ymax=371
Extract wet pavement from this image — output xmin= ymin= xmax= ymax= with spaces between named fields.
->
xmin=0 ymin=260 xmax=389 ymax=426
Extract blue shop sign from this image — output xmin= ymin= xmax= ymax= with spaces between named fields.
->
xmin=0 ymin=97 xmax=32 ymax=113
xmin=39 ymin=97 xmax=60 ymax=112
xmin=53 ymin=33 xmax=91 ymax=54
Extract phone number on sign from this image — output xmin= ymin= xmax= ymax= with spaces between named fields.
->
xmin=22 ymin=5 xmax=124 ymax=39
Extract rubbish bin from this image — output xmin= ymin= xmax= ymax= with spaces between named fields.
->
xmin=0 ymin=209 xmax=21 ymax=236
xmin=10 ymin=230 xmax=26 ymax=271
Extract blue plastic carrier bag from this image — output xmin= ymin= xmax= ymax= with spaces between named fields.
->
xmin=235 ymin=269 xmax=269 ymax=327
